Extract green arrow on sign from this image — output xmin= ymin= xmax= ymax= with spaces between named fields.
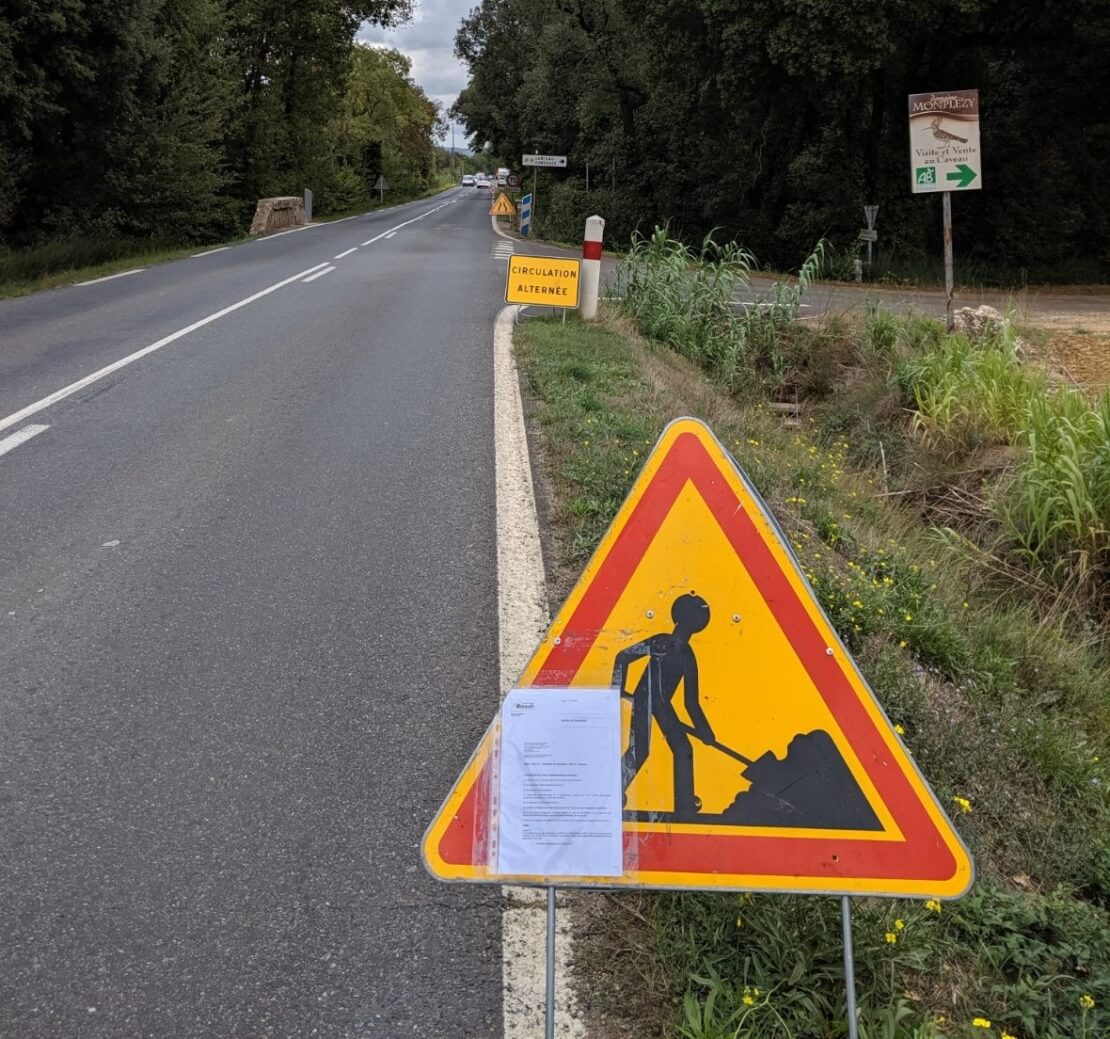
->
xmin=946 ymin=164 xmax=977 ymax=189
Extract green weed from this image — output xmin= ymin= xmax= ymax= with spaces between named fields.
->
xmin=512 ymin=313 xmax=1110 ymax=1039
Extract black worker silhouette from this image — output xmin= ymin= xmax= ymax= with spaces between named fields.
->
xmin=612 ymin=593 xmax=713 ymax=820
xmin=612 ymin=592 xmax=882 ymax=830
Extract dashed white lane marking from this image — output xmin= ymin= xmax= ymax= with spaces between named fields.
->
xmin=493 ymin=304 xmax=585 ymax=1039
xmin=359 ymin=200 xmax=451 ymax=247
xmin=0 ymin=424 xmax=49 ymax=459
xmin=302 ymin=266 xmax=336 ymax=283
xmin=334 ymin=247 xmax=358 ymax=259
xmin=0 ymin=262 xmax=328 ymax=437
xmin=192 ymin=247 xmax=230 ymax=258
xmin=76 ymin=269 xmax=145 ymax=287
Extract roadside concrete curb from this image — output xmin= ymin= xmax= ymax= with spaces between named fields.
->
xmin=494 ymin=303 xmax=587 ymax=1039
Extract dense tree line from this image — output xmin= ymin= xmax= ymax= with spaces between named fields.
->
xmin=454 ymin=0 xmax=1110 ymax=280
xmin=0 ymin=0 xmax=445 ymax=249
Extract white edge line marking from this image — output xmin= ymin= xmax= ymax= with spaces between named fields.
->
xmin=733 ymin=300 xmax=813 ymax=309
xmin=493 ymin=304 xmax=585 ymax=1039
xmin=75 ymin=268 xmax=145 ymax=287
xmin=491 ymin=215 xmax=515 ymax=241
xmin=302 ymin=266 xmax=336 ymax=283
xmin=334 ymin=247 xmax=358 ymax=259
xmin=0 ymin=262 xmax=329 ymax=436
xmin=254 ymin=224 xmax=314 ymax=241
xmin=384 ymin=232 xmax=397 ymax=239
xmin=0 ymin=424 xmax=50 ymax=459
xmin=192 ymin=246 xmax=230 ymax=258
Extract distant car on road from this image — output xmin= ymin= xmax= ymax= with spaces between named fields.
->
xmin=461 ymin=174 xmax=475 ymax=187
xmin=474 ymin=174 xmax=490 ymax=191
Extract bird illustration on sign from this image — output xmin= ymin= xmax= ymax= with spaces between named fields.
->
xmin=924 ymin=117 xmax=968 ymax=155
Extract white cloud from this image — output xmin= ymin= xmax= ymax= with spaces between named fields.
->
xmin=358 ymin=0 xmax=475 ymax=139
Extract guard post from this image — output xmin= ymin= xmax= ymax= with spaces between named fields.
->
xmin=580 ymin=215 xmax=605 ymax=320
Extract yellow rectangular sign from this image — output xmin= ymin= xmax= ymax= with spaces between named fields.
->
xmin=505 ymin=255 xmax=580 ymax=309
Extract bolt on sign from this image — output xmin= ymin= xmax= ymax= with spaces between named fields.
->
xmin=909 ymin=89 xmax=982 ymax=193
xmin=424 ymin=418 xmax=973 ymax=897
xmin=504 ymin=255 xmax=580 ymax=309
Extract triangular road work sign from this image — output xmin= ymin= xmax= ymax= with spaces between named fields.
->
xmin=489 ymin=192 xmax=516 ymax=216
xmin=424 ymin=418 xmax=973 ymax=897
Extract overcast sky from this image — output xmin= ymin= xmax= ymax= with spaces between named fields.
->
xmin=358 ymin=0 xmax=475 ymax=146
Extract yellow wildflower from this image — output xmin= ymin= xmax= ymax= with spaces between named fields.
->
xmin=894 ymin=918 xmax=905 ymax=931
xmin=924 ymin=899 xmax=941 ymax=913
xmin=903 ymin=612 xmax=913 ymax=622
xmin=895 ymin=724 xmax=906 ymax=735
xmin=898 ymin=640 xmax=908 ymax=649
xmin=735 ymin=915 xmax=743 ymax=927
xmin=884 ymin=931 xmax=897 ymax=944
xmin=747 ymin=438 xmax=760 ymax=447
xmin=1079 ymin=994 xmax=1095 ymax=1009
xmin=742 ymin=993 xmax=754 ymax=1006
xmin=1001 ymin=1033 xmax=1017 ymax=1039
xmin=972 ymin=1019 xmax=991 ymax=1029
xmin=953 ymin=796 xmax=972 ymax=814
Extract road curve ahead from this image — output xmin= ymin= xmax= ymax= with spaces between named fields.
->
xmin=0 ymin=189 xmax=505 ymax=1037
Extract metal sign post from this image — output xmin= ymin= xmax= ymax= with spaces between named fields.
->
xmin=943 ymin=191 xmax=955 ymax=330
xmin=522 ymin=155 xmax=567 ymax=237
xmin=862 ymin=206 xmax=879 ymax=268
xmin=545 ymin=887 xmax=557 ymax=1039
xmin=841 ymin=897 xmax=860 ymax=1039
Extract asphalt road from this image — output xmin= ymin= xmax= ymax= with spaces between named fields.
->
xmin=0 ymin=189 xmax=507 ymax=1037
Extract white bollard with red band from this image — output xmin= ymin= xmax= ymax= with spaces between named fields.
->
xmin=580 ymin=214 xmax=605 ymax=320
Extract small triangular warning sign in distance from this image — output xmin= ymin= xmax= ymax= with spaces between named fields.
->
xmin=489 ymin=192 xmax=516 ymax=216
xmin=423 ymin=418 xmax=974 ymax=898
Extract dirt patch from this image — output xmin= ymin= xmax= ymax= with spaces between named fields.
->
xmin=1044 ymin=332 xmax=1110 ymax=390
xmin=571 ymin=891 xmax=677 ymax=1039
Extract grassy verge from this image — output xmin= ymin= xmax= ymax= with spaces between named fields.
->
xmin=513 ymin=308 xmax=1109 ymax=1039
xmin=0 ymin=238 xmax=214 ymax=299
xmin=0 ymin=182 xmax=455 ymax=300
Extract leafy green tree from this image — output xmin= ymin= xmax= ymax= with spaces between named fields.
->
xmin=453 ymin=0 xmax=1110 ymax=280
xmin=329 ymin=44 xmax=443 ymax=208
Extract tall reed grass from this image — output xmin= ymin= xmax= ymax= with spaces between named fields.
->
xmin=899 ymin=326 xmax=1110 ymax=596
xmin=614 ymin=225 xmax=824 ymax=392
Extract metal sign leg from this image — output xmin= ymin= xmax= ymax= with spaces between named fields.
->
xmin=545 ymin=886 xmax=556 ymax=1039
xmin=841 ymin=895 xmax=859 ymax=1039
xmin=943 ymin=191 xmax=955 ymax=331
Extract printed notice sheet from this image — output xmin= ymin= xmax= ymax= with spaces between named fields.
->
xmin=496 ymin=688 xmax=623 ymax=878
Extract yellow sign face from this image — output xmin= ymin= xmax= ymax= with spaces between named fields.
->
xmin=505 ymin=255 xmax=580 ymax=309
xmin=424 ymin=418 xmax=973 ymax=898
xmin=489 ymin=192 xmax=517 ymax=216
